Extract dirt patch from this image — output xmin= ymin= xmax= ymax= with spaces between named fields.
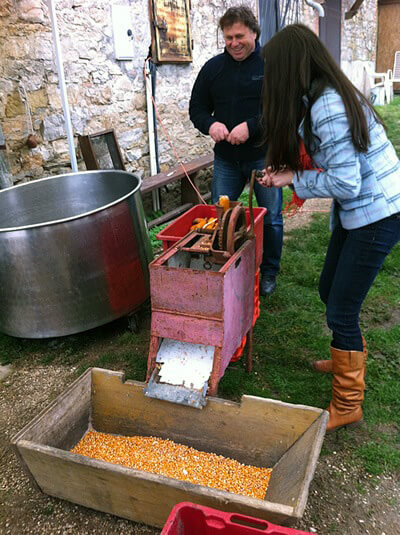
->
xmin=297 ymin=433 xmax=400 ymax=534
xmin=1 ymin=199 xmax=399 ymax=535
xmin=283 ymin=197 xmax=332 ymax=233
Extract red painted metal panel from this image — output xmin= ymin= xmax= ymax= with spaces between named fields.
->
xmin=151 ymin=310 xmax=223 ymax=347
xmin=220 ymin=239 xmax=256 ymax=375
xmin=150 ymin=266 xmax=224 ymax=318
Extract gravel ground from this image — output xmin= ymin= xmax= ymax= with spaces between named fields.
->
xmin=1 ymin=199 xmax=399 ymax=534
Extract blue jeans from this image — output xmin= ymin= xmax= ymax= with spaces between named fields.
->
xmin=319 ymin=213 xmax=400 ymax=351
xmin=212 ymin=155 xmax=283 ymax=277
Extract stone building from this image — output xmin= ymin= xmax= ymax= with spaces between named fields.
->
xmin=0 ymin=0 xmax=378 ymax=188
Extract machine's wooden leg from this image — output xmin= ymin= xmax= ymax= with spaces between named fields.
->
xmin=146 ymin=335 xmax=160 ymax=381
xmin=208 ymin=347 xmax=222 ymax=396
xmin=246 ymin=327 xmax=253 ymax=373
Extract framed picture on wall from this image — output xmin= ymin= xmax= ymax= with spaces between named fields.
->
xmin=78 ymin=130 xmax=126 ymax=171
xmin=149 ymin=0 xmax=193 ymax=63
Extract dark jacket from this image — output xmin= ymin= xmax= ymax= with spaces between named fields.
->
xmin=189 ymin=43 xmax=265 ymax=162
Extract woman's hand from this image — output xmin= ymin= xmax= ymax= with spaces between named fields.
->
xmin=256 ymin=169 xmax=273 ymax=187
xmin=270 ymin=169 xmax=295 ymax=188
xmin=256 ymin=168 xmax=295 ymax=188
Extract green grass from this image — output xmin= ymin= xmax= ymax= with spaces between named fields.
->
xmin=378 ymin=95 xmax=400 ymax=155
xmin=148 ymin=222 xmax=168 ymax=251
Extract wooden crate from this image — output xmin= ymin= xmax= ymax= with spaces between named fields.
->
xmin=12 ymin=368 xmax=328 ymax=528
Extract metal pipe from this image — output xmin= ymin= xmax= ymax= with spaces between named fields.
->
xmin=145 ymin=59 xmax=161 ymax=212
xmin=0 ymin=124 xmax=13 ymax=189
xmin=305 ymin=0 xmax=325 ymax=17
xmin=47 ymin=0 xmax=78 ymax=172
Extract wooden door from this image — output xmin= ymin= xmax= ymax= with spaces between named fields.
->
xmin=376 ymin=0 xmax=400 ymax=90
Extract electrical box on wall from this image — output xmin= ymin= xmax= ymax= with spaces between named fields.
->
xmin=111 ymin=5 xmax=134 ymax=60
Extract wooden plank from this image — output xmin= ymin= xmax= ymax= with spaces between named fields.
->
xmin=265 ymin=412 xmax=328 ymax=515
xmin=78 ymin=130 xmax=126 ymax=171
xmin=140 ymin=153 xmax=213 ymax=194
xmin=78 ymin=135 xmax=100 ymax=170
xmin=344 ymin=0 xmax=365 ymax=19
xmin=90 ymin=370 xmax=323 ymax=468
xmin=11 ymin=369 xmax=91 ymax=450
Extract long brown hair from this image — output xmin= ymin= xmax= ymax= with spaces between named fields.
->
xmin=261 ymin=24 xmax=384 ymax=171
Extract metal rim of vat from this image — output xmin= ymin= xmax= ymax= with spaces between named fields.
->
xmin=0 ymin=169 xmax=142 ymax=232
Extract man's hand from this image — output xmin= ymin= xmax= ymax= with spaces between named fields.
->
xmin=209 ymin=122 xmax=229 ymax=143
xmin=227 ymin=122 xmax=249 ymax=145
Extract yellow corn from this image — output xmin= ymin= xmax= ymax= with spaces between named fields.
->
xmin=71 ymin=431 xmax=272 ymax=500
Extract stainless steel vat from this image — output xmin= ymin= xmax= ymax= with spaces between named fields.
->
xmin=0 ymin=170 xmax=153 ymax=338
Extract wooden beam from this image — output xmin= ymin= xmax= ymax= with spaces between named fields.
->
xmin=345 ymin=0 xmax=365 ymax=19
xmin=141 ymin=153 xmax=213 ymax=194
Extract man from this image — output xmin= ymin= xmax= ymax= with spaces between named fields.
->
xmin=189 ymin=5 xmax=283 ymax=296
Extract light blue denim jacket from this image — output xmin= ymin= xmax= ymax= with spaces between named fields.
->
xmin=295 ymin=87 xmax=400 ymax=229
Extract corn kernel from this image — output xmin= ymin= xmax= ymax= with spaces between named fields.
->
xmin=71 ymin=431 xmax=272 ymax=500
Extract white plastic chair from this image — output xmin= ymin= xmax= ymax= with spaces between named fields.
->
xmin=364 ymin=66 xmax=391 ymax=106
xmin=387 ymin=51 xmax=400 ymax=102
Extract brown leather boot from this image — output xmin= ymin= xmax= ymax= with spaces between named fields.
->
xmin=326 ymin=346 xmax=365 ymax=432
xmin=313 ymin=336 xmax=367 ymax=373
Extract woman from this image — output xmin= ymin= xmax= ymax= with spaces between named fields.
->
xmin=258 ymin=24 xmax=400 ymax=431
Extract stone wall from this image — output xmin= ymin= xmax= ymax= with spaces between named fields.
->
xmin=341 ymin=0 xmax=378 ymax=91
xmin=0 ymin=0 xmax=377 ymax=185
xmin=0 ymin=0 xmax=255 ymax=183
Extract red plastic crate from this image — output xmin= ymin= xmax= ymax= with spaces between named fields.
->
xmin=161 ymin=502 xmax=317 ymax=535
xmin=156 ymin=205 xmax=266 ymax=268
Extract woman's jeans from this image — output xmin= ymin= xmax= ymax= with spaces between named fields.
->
xmin=319 ymin=213 xmax=400 ymax=351
xmin=212 ymin=155 xmax=283 ymax=277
